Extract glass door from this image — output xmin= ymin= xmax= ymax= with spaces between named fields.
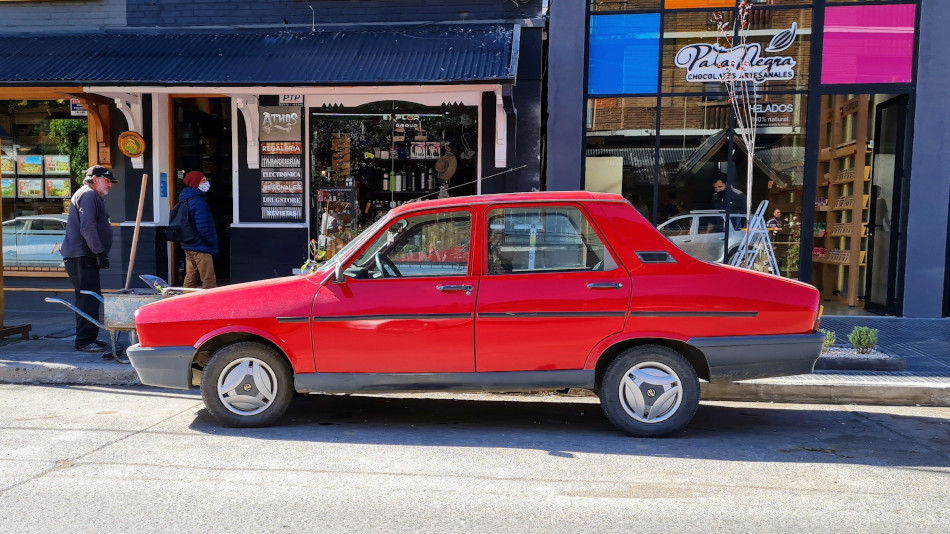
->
xmin=865 ymin=96 xmax=908 ymax=315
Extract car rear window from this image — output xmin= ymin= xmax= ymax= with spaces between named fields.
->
xmin=485 ymin=206 xmax=614 ymax=274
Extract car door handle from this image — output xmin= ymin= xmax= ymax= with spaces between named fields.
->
xmin=587 ymin=282 xmax=624 ymax=289
xmin=437 ymin=284 xmax=473 ymax=294
xmin=681 ymin=239 xmax=691 ymax=243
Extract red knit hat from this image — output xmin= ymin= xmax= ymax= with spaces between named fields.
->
xmin=184 ymin=170 xmax=205 ymax=188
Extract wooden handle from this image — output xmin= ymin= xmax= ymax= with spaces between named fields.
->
xmin=125 ymin=174 xmax=149 ymax=290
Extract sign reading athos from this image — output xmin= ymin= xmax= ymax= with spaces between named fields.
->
xmin=675 ymin=23 xmax=798 ymax=84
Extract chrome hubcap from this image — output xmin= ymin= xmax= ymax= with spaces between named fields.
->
xmin=217 ymin=357 xmax=279 ymax=416
xmin=618 ymin=361 xmax=682 ymax=424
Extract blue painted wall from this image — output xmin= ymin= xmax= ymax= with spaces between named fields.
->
xmin=904 ymin=0 xmax=950 ymax=317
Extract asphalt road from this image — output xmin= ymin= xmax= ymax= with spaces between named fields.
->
xmin=1 ymin=385 xmax=948 ymax=533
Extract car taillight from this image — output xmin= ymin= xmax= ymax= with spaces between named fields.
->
xmin=813 ymin=305 xmax=823 ymax=332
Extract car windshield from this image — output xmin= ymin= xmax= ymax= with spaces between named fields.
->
xmin=315 ymin=217 xmax=387 ymax=273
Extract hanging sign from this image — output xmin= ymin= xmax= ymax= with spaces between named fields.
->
xmin=259 ymin=106 xmax=302 ymax=142
xmin=117 ymin=131 xmax=146 ymax=158
xmin=675 ymin=23 xmax=798 ymax=84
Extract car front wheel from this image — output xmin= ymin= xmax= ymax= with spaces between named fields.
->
xmin=599 ymin=345 xmax=700 ymax=437
xmin=200 ymin=341 xmax=294 ymax=427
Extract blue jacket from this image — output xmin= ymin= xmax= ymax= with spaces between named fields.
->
xmin=179 ymin=187 xmax=218 ymax=255
xmin=61 ymin=184 xmax=113 ymax=258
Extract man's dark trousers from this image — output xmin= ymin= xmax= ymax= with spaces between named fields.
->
xmin=64 ymin=256 xmax=101 ymax=348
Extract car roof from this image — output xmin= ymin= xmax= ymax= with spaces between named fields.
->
xmin=388 ymin=191 xmax=628 ymax=216
xmin=687 ymin=210 xmax=746 ymax=216
xmin=6 ymin=214 xmax=68 ymax=221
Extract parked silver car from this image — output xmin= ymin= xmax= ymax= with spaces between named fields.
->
xmin=657 ymin=210 xmax=747 ymax=263
xmin=2 ymin=214 xmax=68 ymax=267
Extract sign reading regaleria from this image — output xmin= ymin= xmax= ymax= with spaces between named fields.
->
xmin=675 ymin=23 xmax=798 ymax=84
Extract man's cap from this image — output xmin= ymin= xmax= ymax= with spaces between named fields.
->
xmin=86 ymin=165 xmax=117 ymax=183
xmin=184 ymin=170 xmax=206 ymax=188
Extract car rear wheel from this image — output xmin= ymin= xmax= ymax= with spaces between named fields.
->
xmin=200 ymin=341 xmax=294 ymax=427
xmin=599 ymin=345 xmax=700 ymax=437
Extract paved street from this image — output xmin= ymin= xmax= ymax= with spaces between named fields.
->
xmin=1 ymin=385 xmax=948 ymax=533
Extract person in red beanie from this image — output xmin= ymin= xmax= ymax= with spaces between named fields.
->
xmin=179 ymin=170 xmax=218 ymax=288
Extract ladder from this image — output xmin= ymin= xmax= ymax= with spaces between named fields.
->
xmin=729 ymin=200 xmax=780 ymax=275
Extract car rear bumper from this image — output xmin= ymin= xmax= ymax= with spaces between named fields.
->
xmin=126 ymin=343 xmax=195 ymax=390
xmin=689 ymin=333 xmax=824 ymax=382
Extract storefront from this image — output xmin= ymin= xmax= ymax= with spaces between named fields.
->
xmin=0 ymin=24 xmax=541 ymax=286
xmin=549 ymin=0 xmax=939 ymax=316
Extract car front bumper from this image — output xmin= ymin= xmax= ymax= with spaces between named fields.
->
xmin=126 ymin=343 xmax=195 ymax=390
xmin=689 ymin=333 xmax=824 ymax=382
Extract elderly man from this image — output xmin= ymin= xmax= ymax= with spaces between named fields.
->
xmin=61 ymin=165 xmax=116 ymax=352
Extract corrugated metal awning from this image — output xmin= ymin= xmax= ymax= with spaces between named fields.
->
xmin=0 ymin=25 xmax=518 ymax=86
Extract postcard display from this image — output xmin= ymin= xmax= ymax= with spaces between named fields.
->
xmin=259 ymin=106 xmax=305 ymax=221
xmin=3 ymin=154 xmax=71 ymax=199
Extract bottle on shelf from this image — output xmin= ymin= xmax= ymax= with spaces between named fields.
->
xmin=427 ymin=168 xmax=434 ymax=191
xmin=382 ymin=172 xmax=389 ymax=191
xmin=394 ymin=172 xmax=402 ymax=192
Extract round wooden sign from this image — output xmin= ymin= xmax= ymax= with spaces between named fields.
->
xmin=117 ymin=131 xmax=146 ymax=158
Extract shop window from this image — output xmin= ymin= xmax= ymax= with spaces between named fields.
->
xmin=589 ymin=13 xmax=661 ymax=95
xmin=821 ymin=4 xmax=916 ymax=85
xmin=347 ymin=210 xmax=472 ymax=279
xmin=2 ymin=100 xmax=84 ymax=274
xmin=664 ymin=8 xmax=811 ymax=94
xmin=310 ymin=100 xmax=478 ymax=249
xmin=485 ymin=206 xmax=613 ymax=274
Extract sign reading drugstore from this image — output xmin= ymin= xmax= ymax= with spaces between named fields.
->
xmin=675 ymin=23 xmax=798 ymax=84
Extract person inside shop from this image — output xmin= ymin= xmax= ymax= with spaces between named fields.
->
xmin=180 ymin=170 xmax=218 ymax=289
xmin=61 ymin=165 xmax=117 ymax=353
xmin=711 ymin=173 xmax=747 ymax=212
xmin=767 ymin=208 xmax=783 ymax=230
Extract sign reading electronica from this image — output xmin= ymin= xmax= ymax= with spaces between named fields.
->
xmin=675 ymin=23 xmax=798 ymax=84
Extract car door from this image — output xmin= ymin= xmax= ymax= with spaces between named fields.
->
xmin=22 ymin=217 xmax=66 ymax=266
xmin=695 ymin=215 xmax=726 ymax=262
xmin=2 ymin=219 xmax=25 ymax=266
xmin=475 ymin=204 xmax=631 ymax=372
xmin=311 ymin=208 xmax=478 ymax=373
xmin=657 ymin=214 xmax=698 ymax=256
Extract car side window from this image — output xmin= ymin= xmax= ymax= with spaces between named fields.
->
xmin=31 ymin=219 xmax=66 ymax=233
xmin=659 ymin=216 xmax=692 ymax=237
xmin=698 ymin=216 xmax=724 ymax=234
xmin=2 ymin=220 xmax=26 ymax=235
xmin=347 ymin=210 xmax=472 ymax=279
xmin=486 ymin=206 xmax=614 ymax=274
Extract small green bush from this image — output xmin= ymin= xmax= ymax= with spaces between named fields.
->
xmin=819 ymin=328 xmax=836 ymax=349
xmin=848 ymin=326 xmax=879 ymax=354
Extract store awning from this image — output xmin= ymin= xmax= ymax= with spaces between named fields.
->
xmin=0 ymin=25 xmax=519 ymax=86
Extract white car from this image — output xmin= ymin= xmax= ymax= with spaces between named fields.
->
xmin=657 ymin=210 xmax=747 ymax=263
xmin=2 ymin=214 xmax=68 ymax=267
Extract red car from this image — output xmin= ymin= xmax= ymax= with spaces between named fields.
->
xmin=128 ymin=192 xmax=823 ymax=437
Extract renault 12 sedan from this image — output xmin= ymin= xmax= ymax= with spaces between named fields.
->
xmin=128 ymin=192 xmax=823 ymax=437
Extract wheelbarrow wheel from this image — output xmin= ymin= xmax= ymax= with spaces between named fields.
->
xmin=201 ymin=341 xmax=294 ymax=427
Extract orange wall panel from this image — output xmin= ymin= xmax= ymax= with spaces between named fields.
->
xmin=665 ymin=0 xmax=735 ymax=9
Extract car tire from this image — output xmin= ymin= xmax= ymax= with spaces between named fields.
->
xmin=200 ymin=341 xmax=294 ymax=427
xmin=599 ymin=345 xmax=700 ymax=437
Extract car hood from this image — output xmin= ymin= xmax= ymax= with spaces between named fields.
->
xmin=134 ymin=272 xmax=329 ymax=327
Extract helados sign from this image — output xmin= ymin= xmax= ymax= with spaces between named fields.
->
xmin=675 ymin=23 xmax=799 ymax=84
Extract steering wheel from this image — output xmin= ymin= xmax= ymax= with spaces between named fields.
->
xmin=375 ymin=254 xmax=403 ymax=278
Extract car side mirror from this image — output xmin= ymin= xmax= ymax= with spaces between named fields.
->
xmin=333 ymin=262 xmax=346 ymax=284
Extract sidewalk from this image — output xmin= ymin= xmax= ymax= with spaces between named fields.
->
xmin=2 ymin=294 xmax=949 ymax=406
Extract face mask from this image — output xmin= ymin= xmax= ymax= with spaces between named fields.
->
xmin=198 ymin=181 xmax=210 ymax=192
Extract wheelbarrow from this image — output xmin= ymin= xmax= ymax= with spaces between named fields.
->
xmin=45 ymin=276 xmax=201 ymax=364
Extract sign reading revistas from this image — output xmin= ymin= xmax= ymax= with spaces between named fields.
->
xmin=675 ymin=23 xmax=798 ymax=84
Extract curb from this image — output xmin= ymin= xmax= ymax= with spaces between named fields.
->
xmin=702 ymin=381 xmax=950 ymax=407
xmin=0 ymin=360 xmax=140 ymax=386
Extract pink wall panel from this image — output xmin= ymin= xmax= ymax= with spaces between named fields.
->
xmin=822 ymin=4 xmax=917 ymax=85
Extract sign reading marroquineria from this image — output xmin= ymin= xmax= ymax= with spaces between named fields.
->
xmin=675 ymin=23 xmax=798 ymax=84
